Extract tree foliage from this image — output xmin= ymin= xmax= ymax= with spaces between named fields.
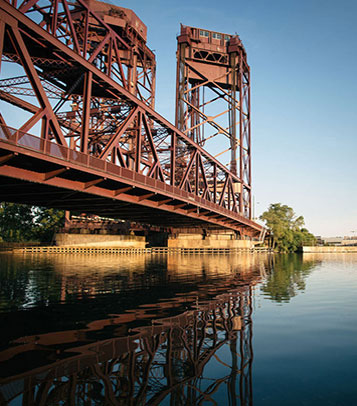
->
xmin=33 ymin=207 xmax=66 ymax=242
xmin=0 ymin=203 xmax=65 ymax=243
xmin=260 ymin=203 xmax=316 ymax=252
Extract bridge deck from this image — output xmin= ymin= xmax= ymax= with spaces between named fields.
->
xmin=0 ymin=127 xmax=263 ymax=236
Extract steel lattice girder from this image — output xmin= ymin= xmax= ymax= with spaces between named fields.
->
xmin=175 ymin=25 xmax=252 ymax=218
xmin=0 ymin=0 xmax=262 ymax=237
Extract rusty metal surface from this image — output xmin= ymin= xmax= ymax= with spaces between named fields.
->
xmin=175 ymin=25 xmax=252 ymax=217
xmin=0 ymin=0 xmax=261 ymax=237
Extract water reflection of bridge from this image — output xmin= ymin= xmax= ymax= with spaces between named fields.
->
xmin=0 ymin=254 xmax=270 ymax=405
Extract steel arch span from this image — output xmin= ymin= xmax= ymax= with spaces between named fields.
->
xmin=0 ymin=0 xmax=263 ymax=238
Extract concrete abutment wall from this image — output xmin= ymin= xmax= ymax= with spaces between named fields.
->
xmin=168 ymin=233 xmax=253 ymax=249
xmin=55 ymin=233 xmax=146 ymax=248
xmin=55 ymin=232 xmax=254 ymax=249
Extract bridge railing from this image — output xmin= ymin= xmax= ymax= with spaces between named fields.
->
xmin=0 ymin=123 xmax=262 ymax=231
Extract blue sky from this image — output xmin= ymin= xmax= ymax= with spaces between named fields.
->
xmin=118 ymin=0 xmax=357 ymax=237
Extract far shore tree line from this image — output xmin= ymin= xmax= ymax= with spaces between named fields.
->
xmin=0 ymin=201 xmax=316 ymax=252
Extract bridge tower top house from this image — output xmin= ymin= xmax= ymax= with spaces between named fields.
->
xmin=176 ymin=25 xmax=252 ymax=218
xmin=0 ymin=0 xmax=157 ymax=162
xmin=84 ymin=0 xmax=156 ymax=108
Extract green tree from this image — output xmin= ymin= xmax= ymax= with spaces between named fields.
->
xmin=0 ymin=203 xmax=65 ymax=243
xmin=0 ymin=203 xmax=35 ymax=242
xmin=260 ymin=203 xmax=316 ymax=252
xmin=33 ymin=207 xmax=65 ymax=242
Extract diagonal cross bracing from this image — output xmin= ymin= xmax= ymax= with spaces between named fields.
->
xmin=0 ymin=0 xmax=261 ymax=237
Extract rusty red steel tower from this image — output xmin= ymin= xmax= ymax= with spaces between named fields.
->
xmin=0 ymin=0 xmax=156 ymax=163
xmin=176 ymin=25 xmax=251 ymax=217
xmin=0 ymin=0 xmax=262 ymax=238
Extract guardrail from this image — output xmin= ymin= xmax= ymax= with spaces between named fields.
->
xmin=0 ymin=124 xmax=262 ymax=231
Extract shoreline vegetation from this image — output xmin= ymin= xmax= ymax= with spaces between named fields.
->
xmin=259 ymin=203 xmax=316 ymax=253
xmin=0 ymin=203 xmax=64 ymax=244
xmin=1 ymin=202 xmax=317 ymax=254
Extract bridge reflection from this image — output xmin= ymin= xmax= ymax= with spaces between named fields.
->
xmin=0 ymin=254 xmax=270 ymax=405
xmin=0 ymin=290 xmax=254 ymax=405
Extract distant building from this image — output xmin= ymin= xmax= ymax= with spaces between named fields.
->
xmin=321 ymin=237 xmax=357 ymax=246
xmin=322 ymin=237 xmax=343 ymax=246
xmin=341 ymin=237 xmax=357 ymax=246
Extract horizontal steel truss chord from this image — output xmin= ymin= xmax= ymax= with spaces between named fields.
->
xmin=0 ymin=127 xmax=260 ymax=236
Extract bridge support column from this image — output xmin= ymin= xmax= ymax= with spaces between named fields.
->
xmin=54 ymin=233 xmax=146 ymax=248
xmin=167 ymin=232 xmax=253 ymax=250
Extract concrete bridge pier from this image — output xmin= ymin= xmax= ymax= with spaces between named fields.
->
xmin=53 ymin=230 xmax=254 ymax=250
xmin=167 ymin=231 xmax=253 ymax=250
xmin=54 ymin=233 xmax=146 ymax=249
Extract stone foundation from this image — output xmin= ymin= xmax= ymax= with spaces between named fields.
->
xmin=55 ymin=233 xmax=146 ymax=248
xmin=54 ymin=232 xmax=256 ymax=250
xmin=168 ymin=233 xmax=253 ymax=249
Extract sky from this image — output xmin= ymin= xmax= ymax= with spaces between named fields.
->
xmin=116 ymin=0 xmax=357 ymax=237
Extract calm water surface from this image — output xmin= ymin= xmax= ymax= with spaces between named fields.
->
xmin=0 ymin=252 xmax=356 ymax=405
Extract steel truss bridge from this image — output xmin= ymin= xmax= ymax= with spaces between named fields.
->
xmin=0 ymin=0 xmax=263 ymax=238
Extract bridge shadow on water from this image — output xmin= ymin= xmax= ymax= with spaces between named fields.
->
xmin=0 ymin=253 xmax=318 ymax=405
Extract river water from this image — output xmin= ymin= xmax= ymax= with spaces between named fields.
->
xmin=0 ymin=252 xmax=356 ymax=405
